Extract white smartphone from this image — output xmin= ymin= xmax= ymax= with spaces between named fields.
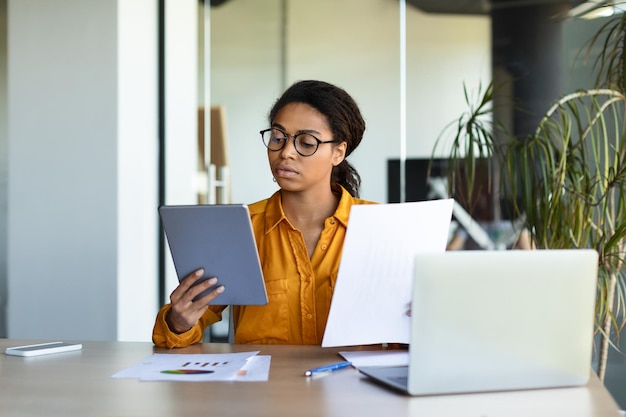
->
xmin=4 ymin=341 xmax=83 ymax=357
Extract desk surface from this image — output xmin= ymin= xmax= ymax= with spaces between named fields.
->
xmin=0 ymin=339 xmax=622 ymax=417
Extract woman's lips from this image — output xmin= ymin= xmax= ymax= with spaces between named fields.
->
xmin=275 ymin=166 xmax=298 ymax=177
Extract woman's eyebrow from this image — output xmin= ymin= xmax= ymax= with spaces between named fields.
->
xmin=271 ymin=123 xmax=321 ymax=135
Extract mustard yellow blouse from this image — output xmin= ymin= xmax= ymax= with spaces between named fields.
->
xmin=152 ymin=185 xmax=376 ymax=348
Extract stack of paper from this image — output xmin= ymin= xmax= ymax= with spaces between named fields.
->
xmin=111 ymin=351 xmax=271 ymax=382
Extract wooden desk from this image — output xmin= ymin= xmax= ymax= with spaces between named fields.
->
xmin=0 ymin=339 xmax=622 ymax=417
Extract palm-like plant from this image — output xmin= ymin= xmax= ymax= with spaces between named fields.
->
xmin=433 ymin=13 xmax=626 ymax=382
xmin=516 ymin=88 xmax=626 ymax=381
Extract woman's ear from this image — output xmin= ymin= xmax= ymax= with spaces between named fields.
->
xmin=332 ymin=141 xmax=347 ymax=166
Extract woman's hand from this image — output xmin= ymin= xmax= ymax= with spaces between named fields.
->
xmin=165 ymin=268 xmax=225 ymax=334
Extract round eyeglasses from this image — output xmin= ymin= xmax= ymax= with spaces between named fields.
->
xmin=260 ymin=128 xmax=338 ymax=157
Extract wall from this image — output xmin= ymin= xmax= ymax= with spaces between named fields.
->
xmin=8 ymin=0 xmax=119 ymax=340
xmin=210 ymin=0 xmax=491 ymax=205
xmin=2 ymin=0 xmax=197 ymax=342
xmin=0 ymin=0 xmax=6 ymax=337
xmin=162 ymin=0 xmax=200 ymax=294
xmin=116 ymin=0 xmax=160 ymax=341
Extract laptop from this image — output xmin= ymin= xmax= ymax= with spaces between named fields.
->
xmin=359 ymin=249 xmax=598 ymax=395
xmin=159 ymin=204 xmax=268 ymax=306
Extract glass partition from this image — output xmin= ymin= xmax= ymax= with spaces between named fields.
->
xmin=199 ymin=0 xmax=490 ymax=205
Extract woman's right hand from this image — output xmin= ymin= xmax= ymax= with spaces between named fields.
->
xmin=165 ymin=268 xmax=225 ymax=334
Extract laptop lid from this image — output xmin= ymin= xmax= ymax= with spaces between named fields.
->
xmin=159 ymin=204 xmax=268 ymax=306
xmin=360 ymin=249 xmax=598 ymax=396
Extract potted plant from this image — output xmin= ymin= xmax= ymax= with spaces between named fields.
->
xmin=432 ymin=14 xmax=626 ymax=382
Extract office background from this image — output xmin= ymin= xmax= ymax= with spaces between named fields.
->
xmin=0 ymin=0 xmax=623 ymax=406
xmin=0 ymin=0 xmax=494 ymax=342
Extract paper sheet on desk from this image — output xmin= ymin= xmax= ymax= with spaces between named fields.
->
xmin=234 ymin=355 xmax=272 ymax=381
xmin=111 ymin=351 xmax=270 ymax=382
xmin=339 ymin=350 xmax=409 ymax=368
xmin=322 ymin=199 xmax=453 ymax=347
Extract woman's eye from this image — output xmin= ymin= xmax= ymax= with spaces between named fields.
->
xmin=298 ymin=135 xmax=317 ymax=148
xmin=270 ymin=136 xmax=285 ymax=144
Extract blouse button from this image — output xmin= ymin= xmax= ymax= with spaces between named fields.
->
xmin=321 ymin=243 xmax=328 ymax=251
xmin=329 ymin=219 xmax=336 ymax=225
xmin=306 ymin=313 xmax=313 ymax=320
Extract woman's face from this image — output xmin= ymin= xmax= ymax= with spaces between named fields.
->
xmin=268 ymin=102 xmax=346 ymax=194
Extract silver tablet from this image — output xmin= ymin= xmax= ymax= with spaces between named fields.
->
xmin=159 ymin=204 xmax=268 ymax=306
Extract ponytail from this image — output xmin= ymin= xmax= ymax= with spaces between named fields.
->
xmin=332 ymin=160 xmax=361 ymax=198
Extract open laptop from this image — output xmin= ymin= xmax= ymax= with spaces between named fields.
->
xmin=359 ymin=249 xmax=598 ymax=395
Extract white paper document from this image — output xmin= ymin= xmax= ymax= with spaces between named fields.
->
xmin=111 ymin=351 xmax=270 ymax=382
xmin=234 ymin=355 xmax=272 ymax=382
xmin=322 ymin=199 xmax=454 ymax=347
xmin=339 ymin=350 xmax=410 ymax=368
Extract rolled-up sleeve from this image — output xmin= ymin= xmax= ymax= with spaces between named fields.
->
xmin=152 ymin=304 xmax=223 ymax=348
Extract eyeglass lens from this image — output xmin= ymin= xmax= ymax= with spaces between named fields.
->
xmin=262 ymin=128 xmax=320 ymax=156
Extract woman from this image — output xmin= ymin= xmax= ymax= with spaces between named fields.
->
xmin=152 ymin=80 xmax=375 ymax=348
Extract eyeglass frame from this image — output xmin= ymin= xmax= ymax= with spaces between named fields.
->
xmin=259 ymin=128 xmax=340 ymax=157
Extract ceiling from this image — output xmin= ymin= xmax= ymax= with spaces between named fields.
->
xmin=406 ymin=0 xmax=590 ymax=15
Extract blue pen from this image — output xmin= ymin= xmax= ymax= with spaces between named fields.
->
xmin=304 ymin=361 xmax=352 ymax=376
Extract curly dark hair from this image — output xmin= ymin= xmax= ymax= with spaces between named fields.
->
xmin=268 ymin=80 xmax=365 ymax=198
